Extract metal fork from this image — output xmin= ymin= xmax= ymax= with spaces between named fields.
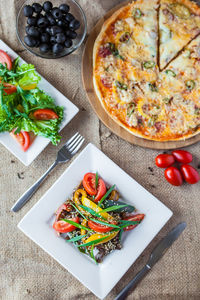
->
xmin=11 ymin=132 xmax=85 ymax=212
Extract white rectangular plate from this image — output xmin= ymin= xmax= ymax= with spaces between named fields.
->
xmin=0 ymin=39 xmax=79 ymax=166
xmin=18 ymin=143 xmax=173 ymax=299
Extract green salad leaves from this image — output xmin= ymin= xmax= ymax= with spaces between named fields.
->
xmin=0 ymin=59 xmax=64 ymax=145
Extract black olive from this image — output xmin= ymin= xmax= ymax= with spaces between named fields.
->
xmin=57 ymin=20 xmax=66 ymax=27
xmin=64 ymin=38 xmax=72 ymax=48
xmin=35 ymin=39 xmax=40 ymax=47
xmin=40 ymin=32 xmax=50 ymax=43
xmin=32 ymin=3 xmax=42 ymax=14
xmin=55 ymin=32 xmax=66 ymax=44
xmin=23 ymin=5 xmax=34 ymax=17
xmin=65 ymin=13 xmax=74 ymax=23
xmin=37 ymin=17 xmax=49 ymax=28
xmin=45 ymin=26 xmax=51 ymax=34
xmin=36 ymin=13 xmax=44 ymax=19
xmin=24 ymin=35 xmax=37 ymax=47
xmin=39 ymin=43 xmax=50 ymax=53
xmin=59 ymin=4 xmax=69 ymax=14
xmin=50 ymin=36 xmax=56 ymax=44
xmin=38 ymin=27 xmax=46 ymax=34
xmin=52 ymin=43 xmax=64 ymax=54
xmin=66 ymin=29 xmax=77 ymax=39
xmin=45 ymin=12 xmax=56 ymax=25
xmin=25 ymin=25 xmax=31 ymax=35
xmin=69 ymin=19 xmax=80 ymax=31
xmin=27 ymin=16 xmax=37 ymax=26
xmin=28 ymin=26 xmax=40 ymax=38
xmin=49 ymin=26 xmax=63 ymax=36
xmin=51 ymin=8 xmax=63 ymax=20
xmin=43 ymin=1 xmax=53 ymax=12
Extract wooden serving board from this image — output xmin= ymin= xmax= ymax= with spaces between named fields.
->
xmin=81 ymin=1 xmax=200 ymax=150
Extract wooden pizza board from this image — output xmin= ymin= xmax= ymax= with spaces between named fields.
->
xmin=81 ymin=1 xmax=200 ymax=149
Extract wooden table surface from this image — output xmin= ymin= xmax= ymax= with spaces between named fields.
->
xmin=0 ymin=1 xmax=200 ymax=299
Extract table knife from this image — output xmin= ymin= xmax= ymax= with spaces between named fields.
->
xmin=115 ymin=222 xmax=187 ymax=300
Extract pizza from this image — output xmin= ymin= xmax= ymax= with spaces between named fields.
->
xmin=93 ymin=0 xmax=200 ymax=141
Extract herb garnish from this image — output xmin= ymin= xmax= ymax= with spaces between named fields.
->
xmin=98 ymin=184 xmax=116 ymax=207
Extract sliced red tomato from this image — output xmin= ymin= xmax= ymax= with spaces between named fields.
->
xmin=164 ymin=167 xmax=183 ymax=186
xmin=155 ymin=154 xmax=175 ymax=168
xmin=53 ymin=217 xmax=79 ymax=233
xmin=0 ymin=82 xmax=17 ymax=95
xmin=88 ymin=220 xmax=113 ymax=233
xmin=33 ymin=109 xmax=59 ymax=120
xmin=0 ymin=50 xmax=12 ymax=70
xmin=180 ymin=165 xmax=200 ymax=184
xmin=82 ymin=173 xmax=106 ymax=202
xmin=123 ymin=214 xmax=145 ymax=231
xmin=55 ymin=203 xmax=72 ymax=220
xmin=172 ymin=150 xmax=193 ymax=164
xmin=10 ymin=129 xmax=30 ymax=152
xmin=94 ymin=178 xmax=106 ymax=202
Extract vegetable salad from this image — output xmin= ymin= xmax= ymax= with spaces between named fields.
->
xmin=53 ymin=172 xmax=145 ymax=263
xmin=0 ymin=50 xmax=64 ymax=150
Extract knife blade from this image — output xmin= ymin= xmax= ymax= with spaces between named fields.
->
xmin=114 ymin=222 xmax=187 ymax=300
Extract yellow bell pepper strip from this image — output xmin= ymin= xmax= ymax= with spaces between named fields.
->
xmin=80 ymin=219 xmax=88 ymax=242
xmin=80 ymin=219 xmax=87 ymax=236
xmin=84 ymin=231 xmax=119 ymax=246
xmin=81 ymin=196 xmax=113 ymax=221
xmin=73 ymin=189 xmax=90 ymax=216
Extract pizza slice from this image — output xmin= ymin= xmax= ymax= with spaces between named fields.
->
xmin=159 ymin=0 xmax=200 ymax=70
xmin=158 ymin=35 xmax=200 ymax=136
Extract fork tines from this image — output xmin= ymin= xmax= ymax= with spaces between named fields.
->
xmin=64 ymin=132 xmax=85 ymax=154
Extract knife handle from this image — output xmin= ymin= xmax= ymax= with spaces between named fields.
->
xmin=11 ymin=160 xmax=58 ymax=212
xmin=114 ymin=264 xmax=151 ymax=300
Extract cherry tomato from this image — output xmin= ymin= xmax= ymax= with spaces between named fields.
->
xmin=0 ymin=82 xmax=17 ymax=95
xmin=155 ymin=154 xmax=175 ymax=168
xmin=33 ymin=109 xmax=59 ymax=120
xmin=180 ymin=165 xmax=200 ymax=184
xmin=88 ymin=220 xmax=113 ymax=233
xmin=123 ymin=214 xmax=145 ymax=231
xmin=10 ymin=129 xmax=30 ymax=152
xmin=164 ymin=167 xmax=183 ymax=186
xmin=82 ymin=173 xmax=106 ymax=202
xmin=172 ymin=150 xmax=193 ymax=164
xmin=0 ymin=50 xmax=12 ymax=70
xmin=53 ymin=217 xmax=79 ymax=233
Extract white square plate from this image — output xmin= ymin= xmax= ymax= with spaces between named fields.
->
xmin=0 ymin=40 xmax=79 ymax=166
xmin=18 ymin=143 xmax=173 ymax=299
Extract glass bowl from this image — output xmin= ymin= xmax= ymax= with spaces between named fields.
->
xmin=16 ymin=0 xmax=87 ymax=59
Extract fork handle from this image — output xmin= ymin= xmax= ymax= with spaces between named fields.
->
xmin=11 ymin=161 xmax=58 ymax=212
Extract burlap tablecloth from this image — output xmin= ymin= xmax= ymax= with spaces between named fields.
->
xmin=1 ymin=1 xmax=200 ymax=299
